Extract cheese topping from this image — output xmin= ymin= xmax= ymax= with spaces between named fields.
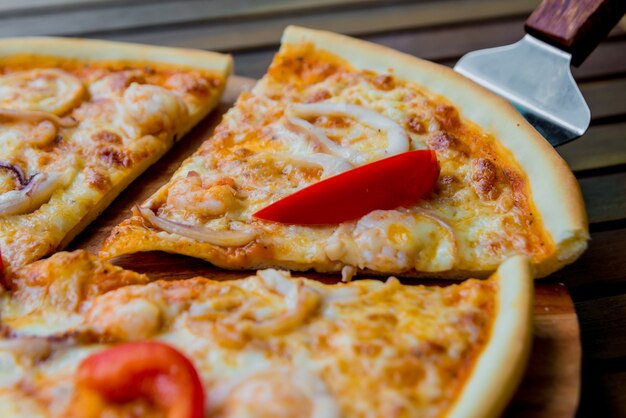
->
xmin=102 ymin=40 xmax=552 ymax=276
xmin=286 ymin=102 xmax=409 ymax=164
xmin=0 ymin=55 xmax=226 ymax=269
xmin=0 ymin=69 xmax=84 ymax=115
xmin=0 ymin=171 xmax=66 ymax=216
xmin=0 ymin=251 xmax=498 ymax=417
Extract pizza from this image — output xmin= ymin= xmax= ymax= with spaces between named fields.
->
xmin=99 ymin=26 xmax=588 ymax=279
xmin=0 ymin=37 xmax=232 ymax=272
xmin=0 ymin=250 xmax=532 ymax=418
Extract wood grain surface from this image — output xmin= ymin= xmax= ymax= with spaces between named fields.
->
xmin=69 ymin=76 xmax=581 ymax=417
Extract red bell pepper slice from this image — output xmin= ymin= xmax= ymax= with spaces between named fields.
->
xmin=76 ymin=341 xmax=204 ymax=418
xmin=253 ymin=149 xmax=439 ymax=224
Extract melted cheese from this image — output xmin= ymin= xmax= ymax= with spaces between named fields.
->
xmin=0 ymin=55 xmax=227 ymax=270
xmin=0 ymin=69 xmax=84 ymax=115
xmin=102 ymin=39 xmax=552 ymax=276
xmin=0 ymin=251 xmax=498 ymax=417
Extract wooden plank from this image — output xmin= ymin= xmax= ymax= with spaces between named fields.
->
xmin=0 ymin=0 xmax=391 ymax=37
xmin=598 ymin=371 xmax=626 ymax=417
xmin=0 ymin=0 xmax=117 ymax=13
xmin=576 ymin=295 xmax=626 ymax=361
xmin=579 ymin=173 xmax=626 ymax=225
xmin=80 ymin=0 xmax=539 ymax=50
xmin=577 ymin=361 xmax=626 ymax=417
xmin=553 ymin=228 xmax=626 ymax=300
xmin=581 ymin=78 xmax=626 ymax=121
xmin=571 ymin=40 xmax=626 ymax=81
xmin=364 ymin=18 xmax=525 ymax=62
xmin=233 ymin=33 xmax=626 ymax=82
xmin=506 ymin=285 xmax=580 ymax=418
xmin=558 ymin=123 xmax=626 ymax=172
xmin=367 ymin=21 xmax=626 ymax=82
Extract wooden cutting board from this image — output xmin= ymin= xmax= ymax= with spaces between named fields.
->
xmin=70 ymin=76 xmax=581 ymax=418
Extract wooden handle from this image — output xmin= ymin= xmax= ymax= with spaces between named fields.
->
xmin=525 ymin=0 xmax=626 ymax=66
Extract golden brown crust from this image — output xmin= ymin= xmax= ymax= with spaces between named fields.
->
xmin=0 ymin=37 xmax=231 ymax=73
xmin=280 ymin=26 xmax=587 ymax=277
xmin=447 ymin=255 xmax=533 ymax=418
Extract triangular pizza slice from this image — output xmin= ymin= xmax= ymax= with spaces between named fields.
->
xmin=101 ymin=26 xmax=587 ymax=278
xmin=0 ymin=38 xmax=232 ymax=272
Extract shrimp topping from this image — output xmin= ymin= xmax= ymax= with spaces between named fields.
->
xmin=166 ymin=171 xmax=239 ymax=218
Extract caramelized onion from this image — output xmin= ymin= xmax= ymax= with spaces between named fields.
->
xmin=0 ymin=109 xmax=78 ymax=128
xmin=285 ymin=103 xmax=410 ymax=164
xmin=0 ymin=172 xmax=65 ymax=216
xmin=136 ymin=205 xmax=257 ymax=247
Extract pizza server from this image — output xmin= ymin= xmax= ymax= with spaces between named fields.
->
xmin=454 ymin=0 xmax=626 ymax=147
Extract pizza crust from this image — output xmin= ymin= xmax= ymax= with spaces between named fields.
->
xmin=281 ymin=26 xmax=588 ymax=277
xmin=448 ymin=255 xmax=533 ymax=418
xmin=0 ymin=37 xmax=231 ymax=73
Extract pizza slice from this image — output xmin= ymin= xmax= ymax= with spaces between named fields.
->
xmin=100 ymin=26 xmax=588 ymax=278
xmin=0 ymin=37 xmax=232 ymax=271
xmin=0 ymin=250 xmax=532 ymax=418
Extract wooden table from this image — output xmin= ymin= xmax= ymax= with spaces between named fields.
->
xmin=2 ymin=0 xmax=625 ymax=416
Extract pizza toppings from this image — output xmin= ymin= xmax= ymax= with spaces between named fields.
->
xmin=250 ymin=152 xmax=353 ymax=178
xmin=166 ymin=173 xmax=240 ymax=218
xmin=0 ymin=69 xmax=84 ymax=115
xmin=0 ymin=171 xmax=69 ymax=216
xmin=248 ymin=270 xmax=321 ymax=337
xmin=285 ymin=103 xmax=410 ymax=165
xmin=0 ymin=161 xmax=26 ymax=189
xmin=215 ymin=368 xmax=340 ymax=418
xmin=0 ymin=109 xmax=78 ymax=128
xmin=122 ymin=83 xmax=189 ymax=135
xmin=0 ymin=250 xmax=531 ymax=418
xmin=284 ymin=113 xmax=366 ymax=165
xmin=324 ymin=209 xmax=457 ymax=272
xmin=137 ymin=205 xmax=257 ymax=247
xmin=254 ymin=149 xmax=439 ymax=224
xmin=74 ymin=341 xmax=204 ymax=418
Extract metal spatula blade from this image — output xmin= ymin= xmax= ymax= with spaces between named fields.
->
xmin=453 ymin=0 xmax=626 ymax=147
xmin=454 ymin=35 xmax=589 ymax=147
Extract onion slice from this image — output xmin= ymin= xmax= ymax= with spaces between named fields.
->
xmin=413 ymin=208 xmax=458 ymax=260
xmin=243 ymin=270 xmax=321 ymax=336
xmin=284 ymin=116 xmax=366 ymax=165
xmin=250 ymin=152 xmax=352 ymax=177
xmin=136 ymin=205 xmax=257 ymax=247
xmin=0 ymin=161 xmax=26 ymax=187
xmin=0 ymin=109 xmax=78 ymax=128
xmin=285 ymin=103 xmax=410 ymax=164
xmin=0 ymin=172 xmax=65 ymax=216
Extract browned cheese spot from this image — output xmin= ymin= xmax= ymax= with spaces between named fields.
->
xmin=85 ymin=167 xmax=111 ymax=191
xmin=406 ymin=115 xmax=427 ymax=134
xmin=92 ymin=130 xmax=122 ymax=145
xmin=372 ymin=74 xmax=395 ymax=91
xmin=98 ymin=147 xmax=133 ymax=169
xmin=471 ymin=158 xmax=501 ymax=200
xmin=434 ymin=104 xmax=461 ymax=131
